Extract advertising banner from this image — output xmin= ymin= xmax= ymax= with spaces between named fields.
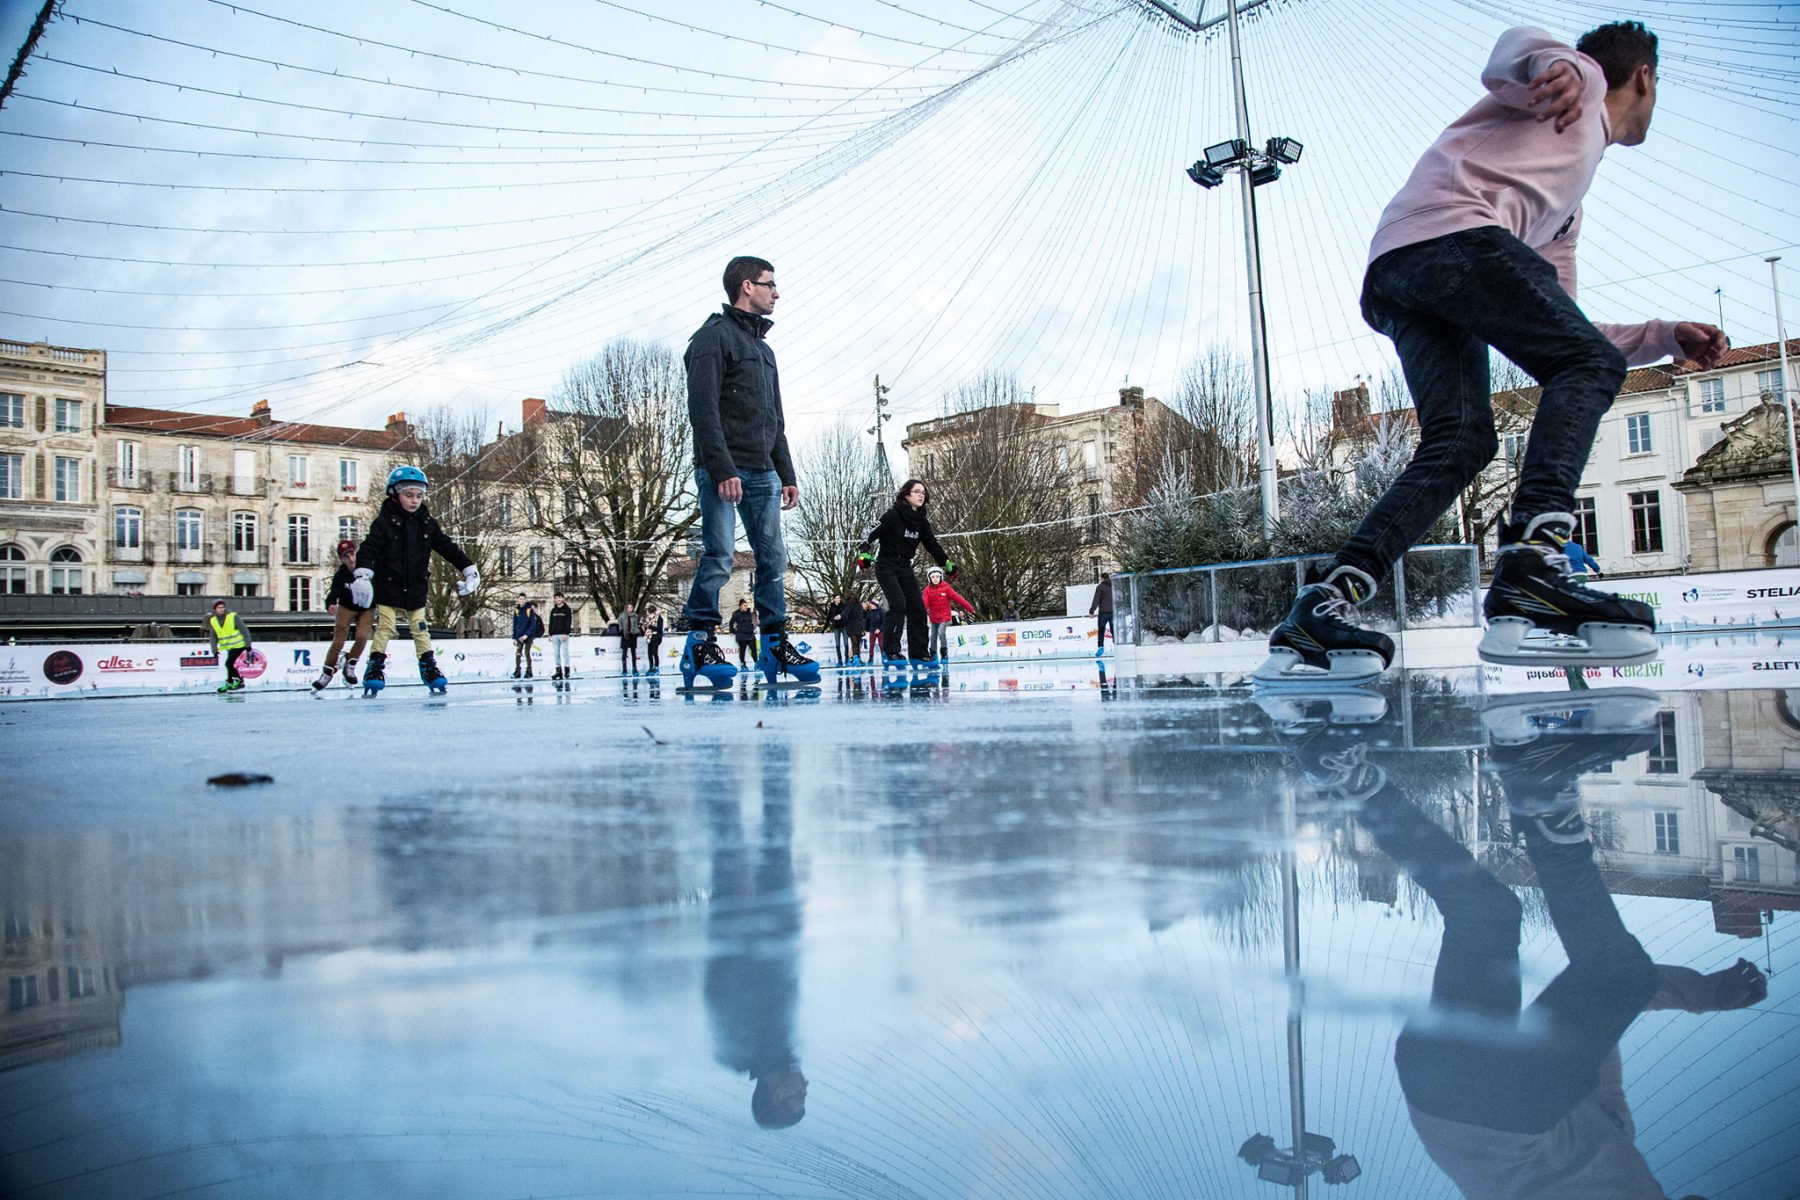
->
xmin=1585 ymin=566 xmax=1800 ymax=633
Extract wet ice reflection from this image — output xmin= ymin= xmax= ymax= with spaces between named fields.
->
xmin=0 ymin=663 xmax=1794 ymax=1197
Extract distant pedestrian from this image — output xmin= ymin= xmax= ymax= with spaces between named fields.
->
xmin=314 ymin=538 xmax=373 ymax=690
xmin=619 ymin=602 xmax=643 ymax=675
xmin=644 ymin=604 xmax=666 ymax=675
xmin=1089 ymin=572 xmax=1115 ymax=656
xmin=864 ymin=599 xmax=884 ymax=661
xmin=827 ymin=592 xmax=848 ymax=663
xmin=922 ymin=566 xmax=974 ymax=664
xmin=728 ymin=598 xmax=758 ymax=667
xmin=208 ymin=598 xmax=252 ymax=693
xmin=512 ymin=594 xmax=544 ymax=679
xmin=1564 ymin=540 xmax=1602 ymax=578
xmin=1004 ymin=599 xmax=1021 ymax=622
xmin=547 ymin=592 xmax=574 ymax=680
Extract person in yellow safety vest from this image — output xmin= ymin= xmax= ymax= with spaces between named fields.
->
xmin=208 ymin=598 xmax=253 ymax=693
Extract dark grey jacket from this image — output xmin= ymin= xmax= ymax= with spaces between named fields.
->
xmin=685 ymin=305 xmax=796 ymax=487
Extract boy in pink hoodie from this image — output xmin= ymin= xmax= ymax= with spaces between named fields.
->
xmin=1258 ymin=21 xmax=1728 ymax=684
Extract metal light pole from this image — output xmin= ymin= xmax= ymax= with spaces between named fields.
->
xmin=1223 ymin=0 xmax=1281 ymax=535
xmin=1767 ymin=257 xmax=1800 ymax=551
xmin=1280 ymin=779 xmax=1309 ymax=1200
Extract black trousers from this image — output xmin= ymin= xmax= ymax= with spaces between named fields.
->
xmin=647 ymin=636 xmax=662 ymax=669
xmin=224 ymin=646 xmax=246 ymax=682
xmin=876 ymin=560 xmax=927 ymax=659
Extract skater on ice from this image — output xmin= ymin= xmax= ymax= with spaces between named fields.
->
xmin=678 ymin=255 xmax=819 ymax=688
xmin=314 ymin=539 xmax=373 ymax=691
xmin=1088 ymin=572 xmax=1115 ymax=657
xmin=857 ymin=478 xmax=960 ymax=668
xmin=1257 ymin=19 xmax=1726 ymax=685
xmin=547 ymin=592 xmax=574 ymax=680
xmin=349 ymin=465 xmax=479 ymax=695
xmin=512 ymin=594 xmax=543 ymax=679
xmin=619 ymin=602 xmax=644 ymax=676
xmin=643 ymin=604 xmax=666 ymax=676
xmin=922 ymin=566 xmax=974 ymax=666
xmin=728 ymin=599 xmax=758 ymax=669
xmin=207 ymin=598 xmax=253 ymax=693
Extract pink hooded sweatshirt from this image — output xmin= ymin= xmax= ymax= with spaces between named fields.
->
xmin=1368 ymin=27 xmax=1679 ymax=366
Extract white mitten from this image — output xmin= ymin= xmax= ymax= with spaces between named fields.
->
xmin=350 ymin=567 xmax=374 ymax=608
xmin=455 ymin=565 xmax=481 ymax=597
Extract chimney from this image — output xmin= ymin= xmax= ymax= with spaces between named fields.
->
xmin=1119 ymin=385 xmax=1145 ymax=407
xmin=1331 ymin=382 xmax=1371 ymax=434
xmin=523 ymin=396 xmax=548 ymax=426
xmin=385 ymin=411 xmax=411 ymax=436
xmin=250 ymin=399 xmax=272 ymax=426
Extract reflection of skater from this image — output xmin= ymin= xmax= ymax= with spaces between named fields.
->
xmin=1342 ymin=700 xmax=1769 ymax=1199
xmin=547 ymin=592 xmax=573 ymax=680
xmin=512 ymin=594 xmax=543 ymax=679
xmin=350 ymin=466 xmax=479 ymax=695
xmin=643 ymin=604 xmax=665 ymax=675
xmin=208 ymin=598 xmax=252 ymax=693
xmin=679 ymin=254 xmax=818 ymax=688
xmin=857 ymin=479 xmax=957 ymax=664
xmin=1258 ymin=21 xmax=1726 ymax=685
xmin=619 ymin=603 xmax=642 ymax=675
xmin=315 ymin=539 xmax=373 ymax=690
xmin=704 ymin=750 xmax=807 ymax=1129
xmin=1088 ymin=571 xmax=1114 ymax=656
xmin=922 ymin=567 xmax=973 ymax=664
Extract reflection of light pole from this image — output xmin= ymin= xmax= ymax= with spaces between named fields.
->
xmin=1767 ymin=257 xmax=1800 ymax=551
xmin=1173 ymin=0 xmax=1297 ymax=538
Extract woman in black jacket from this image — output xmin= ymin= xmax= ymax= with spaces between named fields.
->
xmin=857 ymin=479 xmax=955 ymax=664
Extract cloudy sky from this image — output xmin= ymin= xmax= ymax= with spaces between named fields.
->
xmin=1 ymin=0 xmax=1795 ymax=464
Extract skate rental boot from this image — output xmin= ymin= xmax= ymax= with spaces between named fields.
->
xmin=341 ymin=657 xmax=360 ymax=687
xmin=1480 ymin=513 xmax=1657 ymax=667
xmin=362 ymin=651 xmax=387 ymax=696
xmin=756 ymin=633 xmax=821 ymax=685
xmin=310 ymin=664 xmax=337 ymax=692
xmin=1255 ymin=564 xmax=1395 ymax=685
xmin=419 ymin=651 xmax=449 ymax=695
xmin=679 ymin=629 xmax=737 ymax=689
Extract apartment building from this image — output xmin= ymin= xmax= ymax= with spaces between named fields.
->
xmin=0 ymin=338 xmax=107 ymax=596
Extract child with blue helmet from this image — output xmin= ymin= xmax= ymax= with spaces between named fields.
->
xmin=349 ymin=465 xmax=479 ymax=695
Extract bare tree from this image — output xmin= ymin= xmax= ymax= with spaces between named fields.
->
xmin=918 ymin=372 xmax=1082 ymax=617
xmin=409 ymin=404 xmax=506 ymax=633
xmin=519 ymin=339 xmax=697 ymax=620
xmin=791 ymin=419 xmax=883 ymax=622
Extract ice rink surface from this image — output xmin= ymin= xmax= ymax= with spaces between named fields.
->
xmin=3 ymin=657 xmax=1797 ymax=1198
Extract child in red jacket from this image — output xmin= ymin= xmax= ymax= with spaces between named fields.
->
xmin=922 ymin=567 xmax=975 ymax=664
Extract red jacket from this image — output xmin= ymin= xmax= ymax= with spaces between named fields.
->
xmin=923 ymin=581 xmax=974 ymax=624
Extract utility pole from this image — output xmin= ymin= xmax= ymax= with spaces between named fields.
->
xmin=869 ymin=374 xmax=894 ymax=493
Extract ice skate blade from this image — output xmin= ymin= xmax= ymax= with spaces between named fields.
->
xmin=1252 ymin=647 xmax=1387 ymax=686
xmin=1477 ymin=617 xmax=1658 ymax=667
xmin=1254 ymin=689 xmax=1389 ymax=730
xmin=752 ymin=679 xmax=820 ymax=691
xmin=1480 ymin=688 xmax=1661 ymax=745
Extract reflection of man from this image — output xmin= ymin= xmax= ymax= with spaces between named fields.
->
xmin=1343 ymin=698 xmax=1768 ymax=1199
xmin=704 ymin=747 xmax=806 ymax=1129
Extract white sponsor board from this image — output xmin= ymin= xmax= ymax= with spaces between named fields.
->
xmin=1483 ymin=629 xmax=1800 ymax=694
xmin=1582 ymin=566 xmax=1800 ymax=632
xmin=945 ymin=616 xmax=1100 ymax=661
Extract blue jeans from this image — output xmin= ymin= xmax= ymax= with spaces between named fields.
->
xmin=683 ymin=466 xmax=789 ymax=633
xmin=1339 ymin=226 xmax=1627 ymax=582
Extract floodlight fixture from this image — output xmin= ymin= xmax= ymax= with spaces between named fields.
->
xmin=1248 ymin=160 xmax=1282 ymax=187
xmin=1266 ymin=135 xmax=1304 ymax=164
xmin=1203 ymin=138 xmax=1247 ymax=168
xmin=1186 ymin=161 xmax=1225 ymax=189
xmin=1323 ymin=1154 xmax=1362 ymax=1185
xmin=1256 ymin=1156 xmax=1306 ymax=1186
xmin=1237 ymin=1134 xmax=1278 ymax=1164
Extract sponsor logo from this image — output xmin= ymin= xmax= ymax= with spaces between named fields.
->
xmin=1753 ymin=661 xmax=1800 ymax=671
xmin=43 ymin=650 xmax=83 ymax=685
xmin=238 ymin=650 xmax=268 ymax=680
xmin=1746 ymin=586 xmax=1800 ymax=600
xmin=0 ymin=657 xmax=29 ymax=685
xmin=996 ymin=632 xmax=1017 ymax=647
xmin=292 ymin=649 xmax=313 ymax=666
xmin=97 ymin=655 xmax=158 ymax=673
xmin=1609 ymin=662 xmax=1663 ymax=679
xmin=1687 ymin=663 xmax=1706 ymax=678
xmin=1614 ymin=591 xmax=1659 ymax=607
xmin=1021 ymin=629 xmax=1053 ymax=641
xmin=180 ymin=652 xmax=219 ymax=669
xmin=1683 ymin=587 xmax=1701 ymax=603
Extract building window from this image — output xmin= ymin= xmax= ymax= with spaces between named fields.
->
xmin=561 ymin=557 xmax=578 ymax=586
xmin=288 ymin=455 xmax=309 ymax=488
xmin=924 ymin=452 xmax=935 ymax=476
xmin=176 ymin=509 xmax=202 ymax=552
xmin=525 ymin=494 xmax=540 ymax=524
xmin=1653 ymin=811 xmax=1680 ymax=855
xmin=1733 ymin=845 xmax=1761 ymax=882
xmin=54 ymin=456 xmax=80 ymax=502
xmin=528 ymin=546 xmax=544 ymax=581
xmin=66 ymin=965 xmax=94 ymax=999
xmin=0 ymin=544 xmax=25 ymax=594
xmin=232 ymin=512 xmax=258 ymax=555
xmin=54 ymin=398 xmax=81 ymax=432
xmin=338 ymin=458 xmax=358 ymax=492
xmin=178 ymin=445 xmax=201 ymax=488
xmin=176 ymin=581 xmax=204 ymax=596
xmin=1647 ymin=710 xmax=1678 ymax=774
xmin=1629 ymin=491 xmax=1664 ymax=553
xmin=289 ymin=575 xmax=312 ymax=611
xmin=497 ymin=493 xmax=513 ymax=527
xmin=497 ymin=546 xmax=514 ymax=576
xmin=338 ymin=516 xmax=359 ymax=545
xmin=117 ymin=440 xmax=139 ymax=484
xmin=1573 ymin=496 xmax=1600 ymax=556
xmin=48 ymin=546 xmax=83 ymax=595
xmin=8 ymin=974 xmax=40 ymax=1012
xmin=114 ymin=506 xmax=143 ymax=551
xmin=1086 ymin=493 xmax=1100 ymax=543
xmin=286 ymin=515 xmax=311 ymax=564
xmin=0 ymin=393 xmax=22 ymax=428
xmin=1625 ymin=412 xmax=1653 ymax=455
xmin=1699 ymin=377 xmax=1726 ymax=413
xmin=1082 ymin=440 xmax=1098 ymax=481
xmin=1758 ymin=367 xmax=1788 ymax=405
xmin=233 ymin=581 xmax=259 ymax=598
xmin=1501 ymin=432 xmax=1526 ymax=468
xmin=0 ymin=453 xmax=21 ymax=500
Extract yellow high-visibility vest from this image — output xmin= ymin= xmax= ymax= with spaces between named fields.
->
xmin=209 ymin=612 xmax=246 ymax=651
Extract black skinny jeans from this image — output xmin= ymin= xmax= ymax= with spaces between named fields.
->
xmin=876 ymin=560 xmax=928 ymax=659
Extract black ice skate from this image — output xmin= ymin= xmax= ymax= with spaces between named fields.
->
xmin=362 ymin=651 xmax=387 ymax=696
xmin=1483 ymin=690 xmax=1661 ymax=844
xmin=310 ymin=664 xmax=336 ymax=692
xmin=1255 ymin=565 xmax=1395 ymax=685
xmin=1480 ymin=513 xmax=1657 ymax=667
xmin=419 ymin=651 xmax=448 ymax=695
xmin=1256 ymin=691 xmax=1391 ymax=803
xmin=341 ymin=657 xmax=360 ymax=687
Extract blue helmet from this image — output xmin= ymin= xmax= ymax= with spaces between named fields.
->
xmin=386 ymin=465 xmax=429 ymax=495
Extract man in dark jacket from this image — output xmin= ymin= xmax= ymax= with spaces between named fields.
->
xmin=351 ymin=465 xmax=477 ymax=693
xmin=1088 ymin=572 xmax=1115 ymax=656
xmin=678 ymin=255 xmax=819 ymax=689
xmin=547 ymin=592 xmax=574 ymax=680
xmin=511 ymin=594 xmax=544 ymax=678
xmin=841 ymin=594 xmax=866 ymax=665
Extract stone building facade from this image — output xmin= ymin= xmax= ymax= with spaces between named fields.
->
xmin=1672 ymin=400 xmax=1800 ymax=572
xmin=0 ymin=338 xmax=108 ymax=596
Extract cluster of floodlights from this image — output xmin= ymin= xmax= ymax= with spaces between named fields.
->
xmin=1187 ymin=136 xmax=1304 ymax=188
xmin=1238 ymin=1132 xmax=1361 ymax=1187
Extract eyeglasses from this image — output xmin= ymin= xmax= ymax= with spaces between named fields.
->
xmin=748 ymin=279 xmax=777 ymax=289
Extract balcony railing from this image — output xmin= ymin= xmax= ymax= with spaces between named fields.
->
xmin=228 ymin=546 xmax=262 ymax=565
xmin=169 ymin=540 xmax=215 ymax=565
xmin=105 ymin=542 xmax=153 ymax=564
xmin=107 ymin=467 xmax=150 ymax=490
xmin=168 ymin=471 xmax=215 ymax=494
xmin=227 ymin=478 xmax=267 ymax=498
